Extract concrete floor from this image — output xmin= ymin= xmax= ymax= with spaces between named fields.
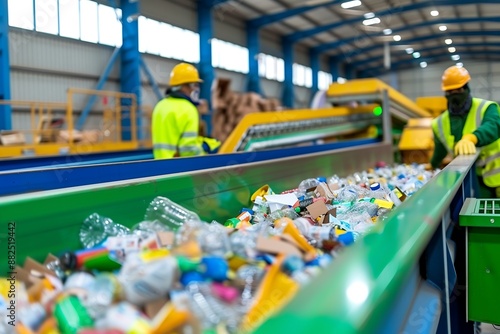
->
xmin=482 ymin=323 xmax=500 ymax=334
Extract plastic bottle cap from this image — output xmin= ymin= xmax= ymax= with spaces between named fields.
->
xmin=180 ymin=271 xmax=205 ymax=286
xmin=316 ymin=177 xmax=327 ymax=183
xmin=240 ymin=208 xmax=255 ymax=215
xmin=338 ymin=232 xmax=355 ymax=246
xmin=201 ymin=256 xmax=228 ymax=282
xmin=224 ymin=218 xmax=240 ymax=228
xmin=370 ymin=183 xmax=381 ymax=191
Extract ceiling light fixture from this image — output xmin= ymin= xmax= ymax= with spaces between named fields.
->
xmin=363 ymin=17 xmax=380 ymax=25
xmin=448 ymin=47 xmax=456 ymax=53
xmin=439 ymin=25 xmax=447 ymax=31
xmin=451 ymin=54 xmax=460 ymax=61
xmin=341 ymin=0 xmax=362 ymax=9
xmin=430 ymin=10 xmax=439 ymax=16
xmin=383 ymin=28 xmax=392 ymax=35
xmin=393 ymin=35 xmax=401 ymax=41
xmin=445 ymin=38 xmax=453 ymax=45
xmin=413 ymin=52 xmax=421 ymax=58
xmin=420 ymin=61 xmax=428 ymax=68
xmin=406 ymin=47 xmax=414 ymax=54
xmin=456 ymin=62 xmax=464 ymax=67
xmin=364 ymin=12 xmax=375 ymax=19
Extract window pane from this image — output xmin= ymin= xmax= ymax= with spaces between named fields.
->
xmin=240 ymin=47 xmax=249 ymax=74
xmin=138 ymin=15 xmax=147 ymax=53
xmin=35 ymin=0 xmax=58 ymax=34
xmin=276 ymin=58 xmax=284 ymax=82
xmin=305 ymin=67 xmax=312 ymax=88
xmin=59 ymin=0 xmax=79 ymax=39
xmin=212 ymin=38 xmax=221 ymax=68
xmin=265 ymin=56 xmax=276 ymax=80
xmin=182 ymin=30 xmax=199 ymax=63
xmin=8 ymin=0 xmax=34 ymax=30
xmin=98 ymin=4 xmax=121 ymax=47
xmin=145 ymin=19 xmax=161 ymax=55
xmin=258 ymin=53 xmax=266 ymax=77
xmin=159 ymin=23 xmax=173 ymax=58
xmin=80 ymin=0 xmax=98 ymax=43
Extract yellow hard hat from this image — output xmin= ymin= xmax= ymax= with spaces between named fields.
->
xmin=441 ymin=65 xmax=471 ymax=91
xmin=169 ymin=63 xmax=203 ymax=86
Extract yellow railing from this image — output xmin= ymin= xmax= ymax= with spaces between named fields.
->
xmin=0 ymin=88 xmax=153 ymax=158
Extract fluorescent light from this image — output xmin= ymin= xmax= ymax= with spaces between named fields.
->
xmin=393 ymin=35 xmax=401 ymax=41
xmin=383 ymin=29 xmax=392 ymax=35
xmin=456 ymin=62 xmax=463 ymax=67
xmin=420 ymin=61 xmax=428 ymax=68
xmin=451 ymin=55 xmax=460 ymax=60
xmin=445 ymin=38 xmax=453 ymax=45
xmin=448 ymin=47 xmax=456 ymax=53
xmin=413 ymin=52 xmax=421 ymax=58
xmin=363 ymin=17 xmax=380 ymax=26
xmin=405 ymin=48 xmax=414 ymax=54
xmin=341 ymin=0 xmax=362 ymax=9
xmin=430 ymin=10 xmax=439 ymax=16
xmin=439 ymin=25 xmax=447 ymax=31
xmin=364 ymin=12 xmax=375 ymax=19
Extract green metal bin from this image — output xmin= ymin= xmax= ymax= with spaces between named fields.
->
xmin=459 ymin=198 xmax=500 ymax=324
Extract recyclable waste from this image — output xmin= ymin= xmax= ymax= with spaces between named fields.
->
xmin=0 ymin=163 xmax=438 ymax=334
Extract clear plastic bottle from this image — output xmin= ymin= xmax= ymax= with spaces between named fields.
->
xmin=369 ymin=182 xmax=388 ymax=200
xmin=350 ymin=201 xmax=379 ymax=218
xmin=80 ymin=213 xmax=130 ymax=249
xmin=337 ymin=186 xmax=359 ymax=202
xmin=175 ymin=221 xmax=231 ymax=257
xmin=83 ymin=273 xmax=122 ymax=319
xmin=298 ymin=178 xmax=320 ymax=195
xmin=144 ymin=196 xmax=200 ymax=230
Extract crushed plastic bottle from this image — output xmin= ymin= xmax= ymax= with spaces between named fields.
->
xmin=144 ymin=196 xmax=200 ymax=230
xmin=80 ymin=213 xmax=130 ymax=249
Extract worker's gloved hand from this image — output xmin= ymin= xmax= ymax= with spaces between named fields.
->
xmin=201 ymin=137 xmax=221 ymax=154
xmin=454 ymin=134 xmax=478 ymax=156
xmin=423 ymin=163 xmax=433 ymax=171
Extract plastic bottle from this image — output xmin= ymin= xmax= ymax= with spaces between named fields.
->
xmin=53 ymin=295 xmax=94 ymax=334
xmin=83 ymin=274 xmax=122 ymax=319
xmin=337 ymin=186 xmax=359 ymax=202
xmin=118 ymin=253 xmax=180 ymax=306
xmin=175 ymin=221 xmax=231 ymax=257
xmin=144 ymin=196 xmax=200 ymax=230
xmin=369 ymin=182 xmax=388 ymax=200
xmin=94 ymin=302 xmax=152 ymax=333
xmin=298 ymin=178 xmax=320 ymax=195
xmin=80 ymin=213 xmax=130 ymax=249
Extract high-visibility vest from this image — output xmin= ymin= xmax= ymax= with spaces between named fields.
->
xmin=152 ymin=97 xmax=203 ymax=159
xmin=431 ymin=97 xmax=500 ymax=187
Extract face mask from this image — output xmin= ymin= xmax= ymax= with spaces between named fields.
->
xmin=446 ymin=91 xmax=471 ymax=115
xmin=190 ymin=88 xmax=200 ymax=103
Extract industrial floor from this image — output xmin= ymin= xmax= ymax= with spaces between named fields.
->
xmin=482 ymin=323 xmax=500 ymax=334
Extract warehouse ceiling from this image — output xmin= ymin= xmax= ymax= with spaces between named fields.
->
xmin=190 ymin=0 xmax=500 ymax=77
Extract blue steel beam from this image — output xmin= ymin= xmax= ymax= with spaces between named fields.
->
xmin=246 ymin=24 xmax=261 ymax=94
xmin=329 ymin=56 xmax=340 ymax=81
xmin=354 ymin=42 xmax=500 ymax=69
xmin=139 ymin=57 xmax=163 ymax=102
xmin=361 ymin=51 xmax=500 ymax=77
xmin=76 ymin=47 xmax=121 ymax=130
xmin=282 ymin=40 xmax=294 ymax=108
xmin=0 ymin=0 xmax=12 ymax=130
xmin=198 ymin=0 xmax=215 ymax=136
xmin=310 ymin=49 xmax=319 ymax=97
xmin=288 ymin=0 xmax=499 ymax=45
xmin=120 ymin=0 xmax=141 ymax=141
xmin=339 ymin=30 xmax=500 ymax=64
xmin=313 ymin=16 xmax=500 ymax=54
xmin=249 ymin=1 xmax=342 ymax=28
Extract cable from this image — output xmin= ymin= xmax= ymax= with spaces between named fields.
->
xmin=493 ymin=324 xmax=500 ymax=330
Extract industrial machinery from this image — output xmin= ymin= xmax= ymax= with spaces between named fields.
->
xmin=0 ymin=140 xmax=479 ymax=333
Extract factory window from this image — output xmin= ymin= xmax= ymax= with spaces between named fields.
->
xmin=180 ymin=30 xmax=200 ymax=64
xmin=59 ymin=0 xmax=80 ymax=39
xmin=304 ymin=67 xmax=313 ymax=88
xmin=318 ymin=71 xmax=333 ymax=90
xmin=293 ymin=64 xmax=306 ymax=87
xmin=98 ymin=4 xmax=122 ymax=47
xmin=212 ymin=39 xmax=249 ymax=74
xmin=35 ymin=0 xmax=58 ymax=35
xmin=258 ymin=54 xmax=284 ymax=82
xmin=8 ymin=0 xmax=35 ymax=30
xmin=80 ymin=0 xmax=98 ymax=43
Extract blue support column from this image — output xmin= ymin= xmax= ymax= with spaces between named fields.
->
xmin=310 ymin=49 xmax=319 ymax=95
xmin=0 ymin=0 xmax=12 ymax=130
xmin=197 ymin=0 xmax=214 ymax=136
xmin=345 ymin=64 xmax=355 ymax=80
xmin=329 ymin=56 xmax=339 ymax=82
xmin=120 ymin=0 xmax=141 ymax=141
xmin=282 ymin=39 xmax=294 ymax=108
xmin=246 ymin=23 xmax=261 ymax=94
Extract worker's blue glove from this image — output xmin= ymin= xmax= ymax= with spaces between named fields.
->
xmin=202 ymin=137 xmax=221 ymax=154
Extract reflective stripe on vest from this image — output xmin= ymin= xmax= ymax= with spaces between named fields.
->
xmin=436 ymin=116 xmax=453 ymax=154
xmin=475 ymin=99 xmax=487 ymax=127
xmin=153 ymin=143 xmax=177 ymax=151
xmin=181 ymin=131 xmax=198 ymax=138
xmin=179 ymin=145 xmax=201 ymax=154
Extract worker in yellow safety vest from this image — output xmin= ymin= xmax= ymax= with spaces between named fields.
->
xmin=152 ymin=63 xmax=220 ymax=159
xmin=430 ymin=65 xmax=500 ymax=197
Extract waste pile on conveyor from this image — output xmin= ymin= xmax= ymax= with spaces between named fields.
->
xmin=1 ymin=163 xmax=437 ymax=334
